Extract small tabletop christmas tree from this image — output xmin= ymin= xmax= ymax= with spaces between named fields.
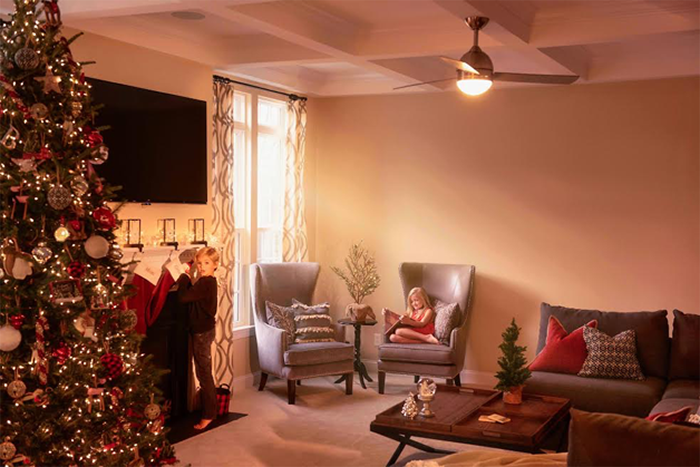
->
xmin=494 ymin=318 xmax=531 ymax=404
xmin=331 ymin=241 xmax=380 ymax=321
xmin=0 ymin=1 xmax=174 ymax=465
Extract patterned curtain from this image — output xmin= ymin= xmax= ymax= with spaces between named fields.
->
xmin=210 ymin=78 xmax=236 ymax=386
xmin=282 ymin=97 xmax=309 ymax=262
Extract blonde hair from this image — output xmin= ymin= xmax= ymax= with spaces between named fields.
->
xmin=196 ymin=246 xmax=220 ymax=266
xmin=405 ymin=287 xmax=432 ymax=315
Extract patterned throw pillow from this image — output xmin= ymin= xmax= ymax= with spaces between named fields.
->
xmin=433 ymin=299 xmax=461 ymax=345
xmin=265 ymin=301 xmax=296 ymax=347
xmin=291 ymin=299 xmax=335 ymax=344
xmin=578 ymin=326 xmax=644 ymax=380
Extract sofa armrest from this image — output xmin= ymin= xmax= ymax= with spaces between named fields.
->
xmin=331 ymin=322 xmax=346 ymax=342
xmin=256 ymin=321 xmax=287 ymax=376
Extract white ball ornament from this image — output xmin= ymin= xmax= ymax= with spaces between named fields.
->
xmin=0 ymin=324 xmax=21 ymax=352
xmin=84 ymin=235 xmax=110 ymax=259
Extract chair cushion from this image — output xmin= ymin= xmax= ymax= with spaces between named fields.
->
xmin=567 ymin=409 xmax=700 ymax=467
xmin=530 ymin=317 xmax=597 ymax=374
xmin=669 ymin=310 xmax=700 ymax=380
xmin=283 ymin=341 xmax=353 ymax=366
xmin=266 ymin=301 xmax=296 ymax=346
xmin=433 ymin=300 xmax=460 ymax=345
xmin=525 ymin=371 xmax=665 ymax=417
xmin=291 ymin=299 xmax=335 ymax=344
xmin=578 ymin=327 xmax=644 ymax=380
xmin=650 ymin=398 xmax=700 ymax=417
xmin=538 ymin=303 xmax=669 ymax=379
xmin=663 ymin=379 xmax=700 ymax=400
xmin=379 ymin=343 xmax=454 ymax=365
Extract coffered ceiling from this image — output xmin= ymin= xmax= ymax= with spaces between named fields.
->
xmin=2 ymin=0 xmax=698 ymax=96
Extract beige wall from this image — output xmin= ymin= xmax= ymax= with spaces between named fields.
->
xmin=307 ymin=77 xmax=700 ymax=374
xmin=68 ymin=27 xmax=213 ymax=243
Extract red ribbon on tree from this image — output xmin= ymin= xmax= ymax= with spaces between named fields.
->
xmin=9 ymin=313 xmax=25 ymax=329
xmin=35 ymin=316 xmax=49 ymax=385
xmin=51 ymin=341 xmax=71 ymax=365
xmin=0 ymin=75 xmax=33 ymax=119
xmin=85 ymin=128 xmax=104 ymax=148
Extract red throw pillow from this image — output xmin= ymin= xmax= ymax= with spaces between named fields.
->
xmin=529 ymin=316 xmax=597 ymax=374
xmin=646 ymin=407 xmax=693 ymax=423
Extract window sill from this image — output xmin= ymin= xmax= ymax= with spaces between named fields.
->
xmin=233 ymin=324 xmax=255 ymax=341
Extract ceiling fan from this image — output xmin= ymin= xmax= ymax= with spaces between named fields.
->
xmin=395 ymin=16 xmax=579 ymax=96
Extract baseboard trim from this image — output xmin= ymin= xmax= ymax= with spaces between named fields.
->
xmin=232 ymin=371 xmax=259 ymax=393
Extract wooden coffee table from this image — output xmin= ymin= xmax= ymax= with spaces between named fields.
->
xmin=370 ymin=385 xmax=571 ymax=466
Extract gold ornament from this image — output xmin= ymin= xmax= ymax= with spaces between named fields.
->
xmin=54 ymin=226 xmax=70 ymax=242
xmin=7 ymin=378 xmax=26 ymax=399
xmin=0 ymin=437 xmax=16 ymax=461
xmin=70 ymin=101 xmax=82 ymax=117
xmin=47 ymin=185 xmax=72 ymax=210
xmin=30 ymin=103 xmax=49 ymax=119
xmin=14 ymin=47 xmax=39 ymax=70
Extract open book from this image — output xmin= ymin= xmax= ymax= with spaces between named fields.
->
xmin=384 ymin=309 xmax=405 ymax=336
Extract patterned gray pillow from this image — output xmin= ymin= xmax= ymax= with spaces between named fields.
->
xmin=291 ymin=299 xmax=335 ymax=344
xmin=433 ymin=300 xmax=461 ymax=345
xmin=578 ymin=326 xmax=644 ymax=380
xmin=265 ymin=301 xmax=296 ymax=347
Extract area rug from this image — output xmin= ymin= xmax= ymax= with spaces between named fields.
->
xmin=168 ymin=412 xmax=248 ymax=444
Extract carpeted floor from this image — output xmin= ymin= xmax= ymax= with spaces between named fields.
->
xmin=173 ymin=373 xmax=503 ymax=467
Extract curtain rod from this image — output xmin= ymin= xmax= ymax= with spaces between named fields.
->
xmin=214 ymin=75 xmax=307 ymax=102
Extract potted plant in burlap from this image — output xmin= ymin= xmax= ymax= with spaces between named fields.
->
xmin=495 ymin=318 xmax=532 ymax=404
xmin=331 ymin=242 xmax=380 ymax=323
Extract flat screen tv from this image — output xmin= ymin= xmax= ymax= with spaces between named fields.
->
xmin=88 ymin=78 xmax=207 ymax=204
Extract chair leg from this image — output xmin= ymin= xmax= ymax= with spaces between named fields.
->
xmin=297 ymin=380 xmax=302 ymax=386
xmin=345 ymin=372 xmax=353 ymax=395
xmin=258 ymin=372 xmax=268 ymax=391
xmin=414 ymin=375 xmax=420 ymax=383
xmin=287 ymin=379 xmax=296 ymax=405
xmin=454 ymin=373 xmax=461 ymax=387
xmin=378 ymin=371 xmax=386 ymax=394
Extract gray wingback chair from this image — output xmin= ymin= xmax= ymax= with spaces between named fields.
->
xmin=378 ymin=262 xmax=475 ymax=394
xmin=250 ymin=262 xmax=354 ymax=404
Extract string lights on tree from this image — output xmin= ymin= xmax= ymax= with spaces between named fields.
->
xmin=0 ymin=1 xmax=176 ymax=465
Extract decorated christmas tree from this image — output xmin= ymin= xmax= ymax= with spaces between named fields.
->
xmin=0 ymin=1 xmax=174 ymax=465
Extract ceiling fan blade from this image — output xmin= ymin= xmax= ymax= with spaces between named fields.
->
xmin=440 ymin=57 xmax=479 ymax=74
xmin=393 ymin=78 xmax=456 ymax=91
xmin=493 ymin=72 xmax=579 ymax=84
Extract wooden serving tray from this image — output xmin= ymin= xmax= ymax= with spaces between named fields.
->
xmin=373 ymin=385 xmax=500 ymax=433
xmin=452 ymin=393 xmax=570 ymax=447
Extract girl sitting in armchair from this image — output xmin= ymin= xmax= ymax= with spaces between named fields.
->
xmin=383 ymin=287 xmax=440 ymax=344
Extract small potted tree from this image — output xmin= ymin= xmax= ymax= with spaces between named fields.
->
xmin=494 ymin=318 xmax=532 ymax=404
xmin=331 ymin=242 xmax=381 ymax=322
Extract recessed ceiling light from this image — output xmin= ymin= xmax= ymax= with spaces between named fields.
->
xmin=171 ymin=11 xmax=206 ymax=21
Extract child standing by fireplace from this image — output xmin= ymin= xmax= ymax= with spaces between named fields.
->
xmin=177 ymin=246 xmax=219 ymax=430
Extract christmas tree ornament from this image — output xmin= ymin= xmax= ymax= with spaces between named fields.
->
xmin=14 ymin=47 xmax=40 ymax=70
xmin=0 ymin=323 xmax=22 ymax=351
xmin=50 ymin=279 xmax=83 ymax=305
xmin=70 ymin=100 xmax=82 ymax=117
xmin=34 ymin=65 xmax=62 ymax=94
xmin=42 ymin=0 xmax=62 ymax=27
xmin=54 ymin=225 xmax=70 ymax=242
xmin=11 ymin=157 xmax=36 ymax=173
xmin=91 ymin=281 xmax=110 ymax=310
xmin=121 ymin=309 xmax=138 ymax=331
xmin=0 ymin=267 xmax=4 ymax=279
xmin=66 ymin=260 xmax=85 ymax=278
xmin=11 ymin=257 xmax=32 ymax=280
xmin=30 ymin=103 xmax=49 ymax=119
xmin=52 ymin=341 xmax=71 ymax=365
xmin=100 ymin=352 xmax=124 ymax=380
xmin=0 ymin=437 xmax=16 ymax=461
xmin=67 ymin=220 xmax=86 ymax=240
xmin=7 ymin=368 xmax=27 ymax=399
xmin=90 ymin=145 xmax=109 ymax=165
xmin=9 ymin=313 xmax=25 ymax=329
xmin=93 ymin=206 xmax=116 ymax=230
xmin=32 ymin=241 xmax=53 ymax=264
xmin=144 ymin=395 xmax=161 ymax=420
xmin=110 ymin=246 xmax=124 ymax=261
xmin=1 ymin=124 xmax=20 ymax=149
xmin=70 ymin=175 xmax=88 ymax=196
xmin=86 ymin=129 xmax=103 ymax=147
xmin=84 ymin=235 xmax=109 ymax=259
xmin=47 ymin=185 xmax=72 ymax=210
xmin=401 ymin=392 xmax=419 ymax=420
xmin=73 ymin=310 xmax=96 ymax=341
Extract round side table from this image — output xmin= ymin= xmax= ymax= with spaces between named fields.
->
xmin=335 ymin=318 xmax=377 ymax=389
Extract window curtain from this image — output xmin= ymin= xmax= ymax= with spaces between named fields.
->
xmin=210 ymin=77 xmax=236 ymax=387
xmin=282 ymin=97 xmax=309 ymax=262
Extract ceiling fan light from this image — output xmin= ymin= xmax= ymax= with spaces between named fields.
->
xmin=456 ymin=78 xmax=492 ymax=96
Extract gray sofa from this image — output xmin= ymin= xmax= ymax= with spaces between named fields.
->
xmin=524 ymin=304 xmax=700 ymax=418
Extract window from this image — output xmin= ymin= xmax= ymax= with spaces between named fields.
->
xmin=232 ymin=91 xmax=288 ymax=328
